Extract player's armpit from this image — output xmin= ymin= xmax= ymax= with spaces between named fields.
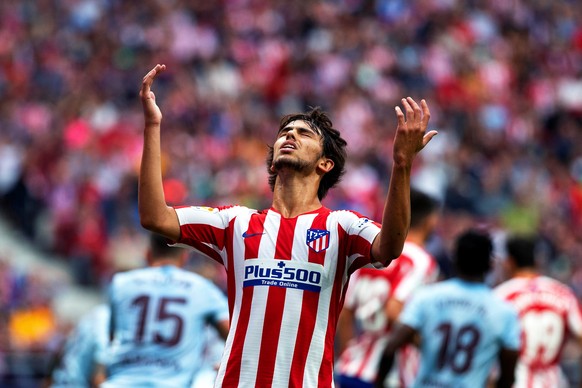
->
xmin=496 ymin=347 xmax=519 ymax=388
xmin=213 ymin=319 xmax=230 ymax=341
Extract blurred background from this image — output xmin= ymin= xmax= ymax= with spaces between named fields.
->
xmin=1 ymin=0 xmax=582 ymax=386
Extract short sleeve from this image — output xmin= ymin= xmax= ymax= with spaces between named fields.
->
xmin=174 ymin=205 xmax=237 ymax=264
xmin=566 ymin=292 xmax=582 ymax=337
xmin=341 ymin=211 xmax=381 ymax=270
xmin=397 ymin=290 xmax=426 ymax=330
xmin=203 ymin=280 xmax=229 ymax=323
xmin=500 ymin=304 xmax=521 ymax=351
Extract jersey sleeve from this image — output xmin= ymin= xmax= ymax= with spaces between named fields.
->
xmin=203 ymin=280 xmax=230 ymax=324
xmin=397 ymin=290 xmax=426 ymax=330
xmin=566 ymin=291 xmax=582 ymax=338
xmin=500 ymin=303 xmax=521 ymax=351
xmin=174 ymin=205 xmax=237 ymax=265
xmin=341 ymin=211 xmax=382 ymax=271
xmin=93 ymin=305 xmax=112 ymax=365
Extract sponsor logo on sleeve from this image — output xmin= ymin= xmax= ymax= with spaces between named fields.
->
xmin=243 ymin=259 xmax=323 ymax=292
xmin=306 ymin=229 xmax=330 ymax=253
xmin=193 ymin=206 xmax=215 ymax=212
xmin=356 ymin=218 xmax=370 ymax=228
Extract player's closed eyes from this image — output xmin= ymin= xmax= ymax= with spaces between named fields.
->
xmin=278 ymin=127 xmax=317 ymax=138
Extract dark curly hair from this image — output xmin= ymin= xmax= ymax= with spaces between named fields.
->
xmin=454 ymin=229 xmax=493 ymax=278
xmin=506 ymin=235 xmax=536 ymax=268
xmin=265 ymin=107 xmax=347 ymax=200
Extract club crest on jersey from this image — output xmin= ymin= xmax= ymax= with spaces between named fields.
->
xmin=243 ymin=259 xmax=323 ymax=292
xmin=306 ymin=229 xmax=330 ymax=253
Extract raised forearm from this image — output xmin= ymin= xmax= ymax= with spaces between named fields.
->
xmin=138 ymin=123 xmax=170 ymax=230
xmin=371 ymin=98 xmax=434 ymax=265
xmin=137 ymin=64 xmax=180 ymax=240
xmin=372 ymin=163 xmax=411 ymax=265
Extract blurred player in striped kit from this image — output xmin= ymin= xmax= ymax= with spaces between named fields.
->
xmin=101 ymin=232 xmax=229 ymax=388
xmin=335 ymin=188 xmax=440 ymax=387
xmin=376 ymin=229 xmax=521 ymax=388
xmin=137 ymin=64 xmax=436 ymax=387
xmin=495 ymin=235 xmax=582 ymax=388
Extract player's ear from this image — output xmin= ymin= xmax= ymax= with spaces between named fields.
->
xmin=318 ymin=157 xmax=334 ymax=174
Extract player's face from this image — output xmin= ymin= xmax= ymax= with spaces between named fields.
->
xmin=271 ymin=120 xmax=325 ymax=173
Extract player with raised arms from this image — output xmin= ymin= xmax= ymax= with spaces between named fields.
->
xmin=138 ymin=63 xmax=435 ymax=387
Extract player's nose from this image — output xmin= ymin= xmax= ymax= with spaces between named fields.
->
xmin=285 ymin=128 xmax=298 ymax=139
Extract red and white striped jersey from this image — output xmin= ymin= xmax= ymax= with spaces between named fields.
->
xmin=174 ymin=205 xmax=381 ymax=387
xmin=495 ymin=275 xmax=582 ymax=388
xmin=335 ymin=241 xmax=438 ymax=385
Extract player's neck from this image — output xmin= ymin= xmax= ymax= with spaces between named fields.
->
xmin=513 ymin=268 xmax=538 ymax=279
xmin=457 ymin=274 xmax=484 ymax=283
xmin=271 ymin=174 xmax=322 ymax=218
xmin=406 ymin=230 xmax=425 ymax=246
xmin=149 ymin=259 xmax=181 ymax=268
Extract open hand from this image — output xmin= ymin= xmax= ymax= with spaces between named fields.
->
xmin=392 ymin=97 xmax=437 ymax=167
xmin=140 ymin=64 xmax=167 ymax=126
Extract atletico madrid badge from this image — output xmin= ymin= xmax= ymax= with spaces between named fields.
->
xmin=306 ymin=229 xmax=330 ymax=253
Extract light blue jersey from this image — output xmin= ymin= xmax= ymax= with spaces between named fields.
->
xmin=399 ymin=278 xmax=520 ymax=388
xmin=51 ymin=304 xmax=110 ymax=387
xmin=103 ymin=266 xmax=229 ymax=388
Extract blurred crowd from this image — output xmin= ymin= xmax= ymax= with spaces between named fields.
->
xmin=1 ymin=0 xmax=582 ymax=383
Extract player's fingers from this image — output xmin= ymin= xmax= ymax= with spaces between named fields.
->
xmin=395 ymin=106 xmax=405 ymax=127
xmin=401 ymin=98 xmax=414 ymax=124
xmin=406 ymin=97 xmax=421 ymax=125
xmin=140 ymin=64 xmax=166 ymax=97
xmin=420 ymin=99 xmax=431 ymax=129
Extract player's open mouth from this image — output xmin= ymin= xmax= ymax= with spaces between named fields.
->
xmin=281 ymin=141 xmax=296 ymax=151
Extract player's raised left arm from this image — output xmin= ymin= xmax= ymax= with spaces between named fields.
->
xmin=371 ymin=98 xmax=436 ymax=265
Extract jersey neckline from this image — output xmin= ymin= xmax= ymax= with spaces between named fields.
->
xmin=268 ymin=206 xmax=327 ymax=219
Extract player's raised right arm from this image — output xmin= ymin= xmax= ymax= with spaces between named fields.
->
xmin=138 ymin=64 xmax=181 ymax=241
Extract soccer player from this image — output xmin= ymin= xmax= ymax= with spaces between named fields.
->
xmin=49 ymin=304 xmax=110 ymax=388
xmin=138 ymin=63 xmax=436 ymax=387
xmin=102 ymin=232 xmax=229 ymax=388
xmin=335 ymin=188 xmax=440 ymax=387
xmin=376 ymin=229 xmax=521 ymax=388
xmin=495 ymin=235 xmax=582 ymax=388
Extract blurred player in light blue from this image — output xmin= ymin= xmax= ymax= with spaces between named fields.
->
xmin=102 ymin=232 xmax=229 ymax=388
xmin=50 ymin=303 xmax=110 ymax=387
xmin=190 ymin=324 xmax=226 ymax=388
xmin=376 ymin=229 xmax=521 ymax=388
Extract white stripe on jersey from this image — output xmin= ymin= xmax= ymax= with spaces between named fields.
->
xmin=495 ymin=275 xmax=582 ymax=388
xmin=239 ymin=210 xmax=280 ymax=385
xmin=176 ymin=205 xmax=381 ymax=387
xmin=303 ymin=215 xmax=341 ymax=388
xmin=272 ymin=212 xmax=317 ymax=386
xmin=214 ymin=212 xmax=250 ymax=387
